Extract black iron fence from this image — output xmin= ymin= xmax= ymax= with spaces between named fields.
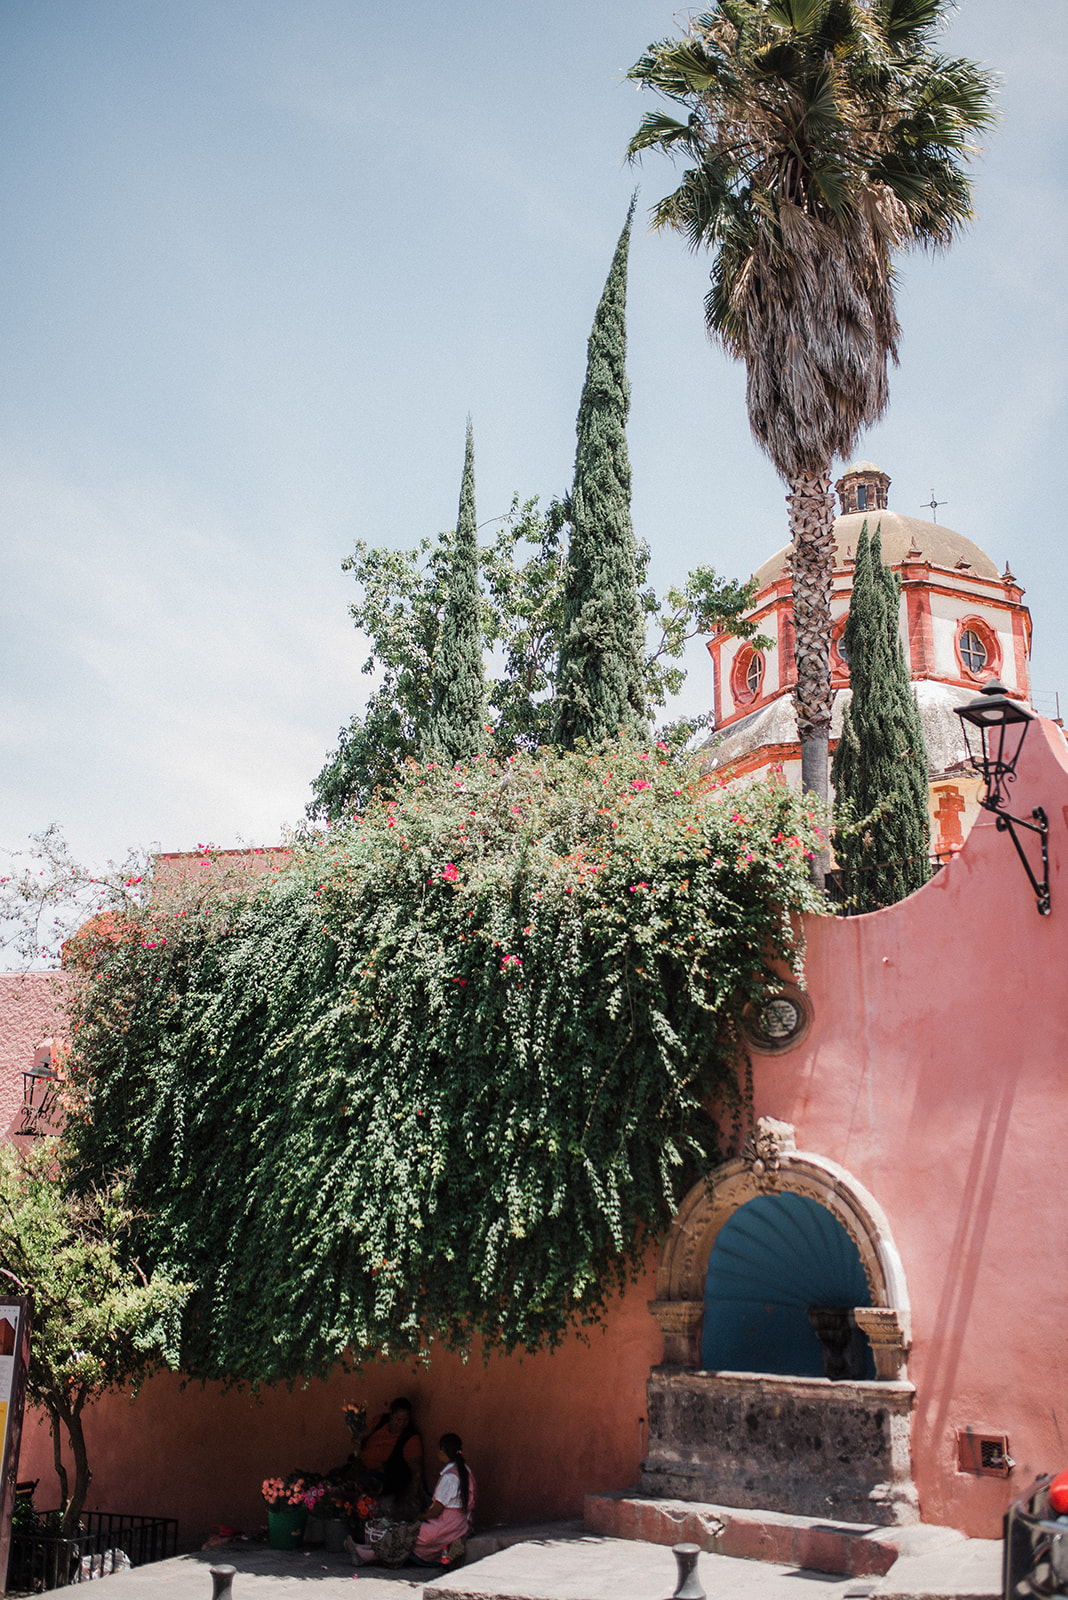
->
xmin=7 ymin=1512 xmax=178 ymax=1592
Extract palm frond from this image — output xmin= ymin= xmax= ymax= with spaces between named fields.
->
xmin=880 ymin=0 xmax=945 ymax=46
xmin=626 ymin=0 xmax=995 ymax=473
xmin=626 ymin=111 xmax=700 ymax=160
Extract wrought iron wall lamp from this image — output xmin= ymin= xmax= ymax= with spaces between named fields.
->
xmin=955 ymin=679 xmax=1051 ymax=915
xmin=18 ymin=1047 xmax=58 ymax=1137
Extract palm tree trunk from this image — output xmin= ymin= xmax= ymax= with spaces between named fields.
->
xmin=787 ymin=471 xmax=836 ymax=879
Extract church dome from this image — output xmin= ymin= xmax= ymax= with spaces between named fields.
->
xmin=750 ymin=463 xmax=1001 ymax=589
xmin=750 ymin=512 xmax=1001 ymax=590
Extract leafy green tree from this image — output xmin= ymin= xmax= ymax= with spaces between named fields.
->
xmin=309 ymin=497 xmax=766 ymax=821
xmin=309 ymin=497 xmax=562 ymax=819
xmin=832 ymin=523 xmax=930 ymax=910
xmin=556 ymin=200 xmax=648 ymax=747
xmin=627 ymin=0 xmax=996 ymax=808
xmin=308 ymin=533 xmax=452 ymax=820
xmin=480 ymin=494 xmax=568 ymax=755
xmin=0 ymin=1140 xmax=191 ymax=1534
xmin=67 ymin=745 xmax=826 ymax=1382
xmin=426 ymin=420 xmax=487 ymax=764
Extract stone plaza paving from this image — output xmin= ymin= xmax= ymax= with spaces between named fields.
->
xmin=47 ymin=1527 xmax=1003 ymax=1600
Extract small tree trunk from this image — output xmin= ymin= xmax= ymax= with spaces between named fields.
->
xmin=59 ymin=1394 xmax=92 ymax=1538
xmin=787 ymin=471 xmax=836 ymax=883
xmin=44 ymin=1398 xmax=69 ymax=1515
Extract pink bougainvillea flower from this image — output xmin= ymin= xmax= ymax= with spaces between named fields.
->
xmin=501 ymin=953 xmax=522 ymax=969
xmin=631 ymin=779 xmax=650 ymax=791
xmin=442 ymin=863 xmax=459 ymax=882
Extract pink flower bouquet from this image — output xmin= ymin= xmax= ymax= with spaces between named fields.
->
xmin=261 ymin=1475 xmax=306 ymax=1508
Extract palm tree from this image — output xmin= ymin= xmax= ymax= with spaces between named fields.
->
xmin=627 ymin=0 xmax=995 ymax=808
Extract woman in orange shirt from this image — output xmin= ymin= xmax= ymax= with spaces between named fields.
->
xmin=354 ymin=1397 xmax=423 ymax=1515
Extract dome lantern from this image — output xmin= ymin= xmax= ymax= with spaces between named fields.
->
xmin=836 ymin=462 xmax=890 ymax=516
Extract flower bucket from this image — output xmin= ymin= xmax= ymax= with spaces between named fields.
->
xmin=267 ymin=1506 xmax=308 ymax=1550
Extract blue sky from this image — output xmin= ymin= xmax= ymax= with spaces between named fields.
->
xmin=2 ymin=0 xmax=1065 ymax=875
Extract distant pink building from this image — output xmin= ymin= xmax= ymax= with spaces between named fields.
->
xmin=3 ymin=720 xmax=1067 ymax=1545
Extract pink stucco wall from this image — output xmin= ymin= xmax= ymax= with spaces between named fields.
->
xmin=743 ymin=716 xmax=1068 ymax=1537
xmin=6 ymin=722 xmax=1068 ymax=1542
xmin=15 ymin=1272 xmax=661 ymax=1539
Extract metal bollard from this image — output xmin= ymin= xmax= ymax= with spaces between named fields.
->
xmin=210 ymin=1563 xmax=237 ymax=1600
xmin=671 ymin=1543 xmax=705 ymax=1599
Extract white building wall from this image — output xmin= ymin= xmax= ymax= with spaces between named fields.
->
xmin=927 ymin=591 xmax=1019 ymax=690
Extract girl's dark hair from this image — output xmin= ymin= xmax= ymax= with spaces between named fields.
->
xmin=439 ymin=1432 xmax=469 ymax=1509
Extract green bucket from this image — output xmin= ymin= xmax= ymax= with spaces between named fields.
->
xmin=267 ymin=1505 xmax=308 ymax=1549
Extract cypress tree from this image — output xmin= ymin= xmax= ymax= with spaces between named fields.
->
xmin=555 ymin=200 xmax=648 ymax=748
xmin=426 ymin=419 xmax=485 ymax=764
xmin=832 ymin=523 xmax=931 ymax=911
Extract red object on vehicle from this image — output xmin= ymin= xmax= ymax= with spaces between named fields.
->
xmin=1048 ymin=1471 xmax=1068 ymax=1514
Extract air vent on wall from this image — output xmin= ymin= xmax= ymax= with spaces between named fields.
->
xmin=957 ymin=1430 xmax=1015 ymax=1477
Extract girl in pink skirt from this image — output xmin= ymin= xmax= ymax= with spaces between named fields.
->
xmin=347 ymin=1432 xmax=475 ymax=1570
xmin=411 ymin=1434 xmax=474 ymax=1565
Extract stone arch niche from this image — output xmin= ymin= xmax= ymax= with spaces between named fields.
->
xmin=641 ymin=1120 xmax=918 ymax=1525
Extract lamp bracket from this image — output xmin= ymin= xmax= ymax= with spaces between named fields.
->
xmin=987 ymin=805 xmax=1051 ymax=916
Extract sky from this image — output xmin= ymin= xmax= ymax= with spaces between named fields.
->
xmin=2 ymin=0 xmax=1066 ymax=883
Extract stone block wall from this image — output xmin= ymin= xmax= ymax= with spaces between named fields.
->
xmin=640 ymin=1369 xmax=918 ymax=1526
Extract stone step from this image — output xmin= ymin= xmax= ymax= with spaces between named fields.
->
xmin=584 ymin=1491 xmax=968 ymax=1578
xmin=464 ymin=1519 xmax=586 ymax=1566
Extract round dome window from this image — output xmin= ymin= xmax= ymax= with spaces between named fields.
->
xmin=955 ymin=617 xmax=1000 ymax=681
xmin=731 ymin=646 xmax=765 ymax=707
